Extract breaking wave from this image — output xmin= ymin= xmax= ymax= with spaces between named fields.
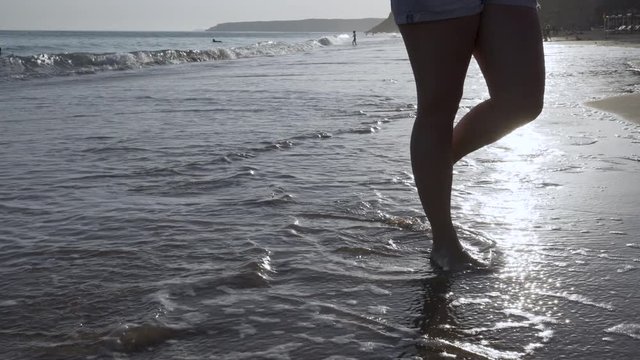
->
xmin=0 ymin=34 xmax=351 ymax=81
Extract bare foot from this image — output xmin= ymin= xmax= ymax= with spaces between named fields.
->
xmin=431 ymin=239 xmax=489 ymax=272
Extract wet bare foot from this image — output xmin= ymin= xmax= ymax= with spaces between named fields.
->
xmin=431 ymin=238 xmax=489 ymax=272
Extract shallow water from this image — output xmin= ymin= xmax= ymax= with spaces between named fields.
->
xmin=1 ymin=34 xmax=640 ymax=359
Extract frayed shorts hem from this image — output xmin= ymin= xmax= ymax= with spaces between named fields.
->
xmin=391 ymin=0 xmax=539 ymax=25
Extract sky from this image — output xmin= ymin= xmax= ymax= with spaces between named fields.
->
xmin=0 ymin=0 xmax=391 ymax=31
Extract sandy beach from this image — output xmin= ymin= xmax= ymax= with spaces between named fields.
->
xmin=587 ymin=93 xmax=640 ymax=124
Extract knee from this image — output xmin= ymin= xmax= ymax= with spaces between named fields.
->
xmin=492 ymin=93 xmax=543 ymax=125
xmin=518 ymin=95 xmax=544 ymax=121
xmin=417 ymin=89 xmax=464 ymax=120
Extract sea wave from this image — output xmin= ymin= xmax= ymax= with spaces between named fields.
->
xmin=0 ymin=34 xmax=350 ymax=81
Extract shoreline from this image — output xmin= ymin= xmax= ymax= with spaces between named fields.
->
xmin=548 ymin=30 xmax=640 ymax=47
xmin=586 ymin=93 xmax=640 ymax=124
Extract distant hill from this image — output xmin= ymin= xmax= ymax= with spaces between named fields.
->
xmin=367 ymin=13 xmax=398 ymax=34
xmin=207 ymin=18 xmax=385 ymax=32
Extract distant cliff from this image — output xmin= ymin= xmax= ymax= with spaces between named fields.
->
xmin=208 ymin=18 xmax=385 ymax=32
xmin=367 ymin=13 xmax=398 ymax=33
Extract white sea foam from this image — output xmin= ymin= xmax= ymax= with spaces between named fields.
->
xmin=616 ymin=265 xmax=637 ymax=273
xmin=605 ymin=323 xmax=640 ymax=339
xmin=452 ymin=297 xmax=493 ymax=306
xmin=0 ymin=34 xmax=350 ymax=80
xmin=366 ymin=305 xmax=390 ymax=315
xmin=317 ymin=33 xmax=351 ymax=46
xmin=419 ymin=337 xmax=524 ymax=360
xmin=539 ymin=292 xmax=615 ymax=311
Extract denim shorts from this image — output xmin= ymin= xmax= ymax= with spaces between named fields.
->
xmin=391 ymin=0 xmax=538 ymax=25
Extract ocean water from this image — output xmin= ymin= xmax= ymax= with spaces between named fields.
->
xmin=0 ymin=30 xmax=351 ymax=79
xmin=1 ymin=31 xmax=640 ymax=359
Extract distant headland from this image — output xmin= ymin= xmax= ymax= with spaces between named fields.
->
xmin=366 ymin=13 xmax=397 ymax=34
xmin=207 ymin=18 xmax=385 ymax=32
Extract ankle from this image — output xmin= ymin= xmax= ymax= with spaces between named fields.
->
xmin=431 ymin=225 xmax=456 ymax=241
xmin=431 ymin=228 xmax=462 ymax=252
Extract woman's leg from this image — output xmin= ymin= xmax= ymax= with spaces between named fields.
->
xmin=398 ymin=15 xmax=481 ymax=269
xmin=452 ymin=4 xmax=545 ymax=163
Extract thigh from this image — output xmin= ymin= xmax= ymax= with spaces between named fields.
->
xmin=399 ymin=16 xmax=480 ymax=112
xmin=474 ymin=4 xmax=545 ymax=101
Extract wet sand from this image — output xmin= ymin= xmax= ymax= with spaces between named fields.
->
xmin=587 ymin=94 xmax=640 ymax=124
xmin=558 ymin=30 xmax=640 ymax=125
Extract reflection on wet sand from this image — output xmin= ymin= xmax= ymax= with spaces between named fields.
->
xmin=415 ymin=275 xmax=456 ymax=357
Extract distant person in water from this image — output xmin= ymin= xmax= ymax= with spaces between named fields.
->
xmin=543 ymin=24 xmax=552 ymax=41
xmin=352 ymin=31 xmax=357 ymax=46
xmin=390 ymin=0 xmax=545 ymax=270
